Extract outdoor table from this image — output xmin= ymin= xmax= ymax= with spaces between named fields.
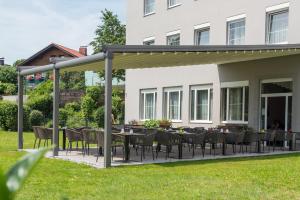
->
xmin=113 ymin=132 xmax=144 ymax=162
xmin=174 ymin=132 xmax=196 ymax=159
xmin=60 ymin=128 xmax=67 ymax=150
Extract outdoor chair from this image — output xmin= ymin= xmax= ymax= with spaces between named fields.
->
xmin=82 ymin=129 xmax=98 ymax=155
xmin=205 ymin=131 xmax=224 ymax=155
xmin=155 ymin=130 xmax=181 ymax=159
xmin=65 ymin=129 xmax=84 ymax=155
xmin=224 ymin=131 xmax=245 ymax=154
xmin=32 ymin=126 xmax=42 ymax=149
xmin=191 ymin=132 xmax=206 ymax=157
xmin=242 ymin=131 xmax=258 ymax=153
xmin=261 ymin=130 xmax=276 ymax=152
xmin=134 ymin=133 xmax=156 ymax=161
xmin=273 ymin=130 xmax=287 ymax=151
xmin=36 ymin=127 xmax=52 ymax=148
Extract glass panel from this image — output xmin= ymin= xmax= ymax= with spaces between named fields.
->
xmin=268 ymin=10 xmax=288 ymax=44
xmin=227 ymin=19 xmax=245 ymax=45
xmin=163 ymin=92 xmax=168 ymax=119
xmin=288 ymin=96 xmax=292 ymax=131
xmin=196 ymin=90 xmax=208 ymax=120
xmin=195 ymin=28 xmax=210 ymax=45
xmin=143 ymin=40 xmax=155 ymax=45
xmin=168 ymin=0 xmax=177 ymax=7
xmin=167 ymin=34 xmax=180 ymax=46
xmin=228 ymin=87 xmax=243 ymax=121
xmin=244 ymin=87 xmax=249 ymax=121
xmin=140 ymin=93 xmax=145 ymax=120
xmin=261 ymin=97 xmax=266 ymax=130
xmin=169 ymin=91 xmax=180 ymax=120
xmin=209 ymin=89 xmax=213 ymax=121
xmin=144 ymin=0 xmax=155 ymax=15
xmin=145 ymin=93 xmax=154 ymax=119
xmin=221 ymin=88 xmax=227 ymax=121
xmin=262 ymin=81 xmax=292 ymax=94
xmin=191 ymin=90 xmax=195 ymax=121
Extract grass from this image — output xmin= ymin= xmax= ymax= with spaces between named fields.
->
xmin=1 ymin=131 xmax=300 ymax=200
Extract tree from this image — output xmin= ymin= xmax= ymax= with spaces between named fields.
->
xmin=90 ymin=9 xmax=126 ymax=83
xmin=0 ymin=66 xmax=17 ymax=85
xmin=60 ymin=71 xmax=85 ymax=90
xmin=13 ymin=59 xmax=25 ymax=67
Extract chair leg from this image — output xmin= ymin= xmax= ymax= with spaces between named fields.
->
xmin=140 ymin=146 xmax=143 ymax=162
xmin=192 ymin=144 xmax=195 ymax=158
xmin=152 ymin=146 xmax=154 ymax=160
xmin=33 ymin=138 xmax=37 ymax=149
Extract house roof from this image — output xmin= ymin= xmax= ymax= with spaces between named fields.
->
xmin=20 ymin=44 xmax=300 ymax=76
xmin=19 ymin=43 xmax=85 ymax=66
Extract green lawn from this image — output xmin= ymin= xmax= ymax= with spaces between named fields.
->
xmin=1 ymin=131 xmax=300 ymax=200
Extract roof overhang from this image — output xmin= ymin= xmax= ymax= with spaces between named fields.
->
xmin=19 ymin=44 xmax=300 ymax=76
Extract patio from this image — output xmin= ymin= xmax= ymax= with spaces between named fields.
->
xmin=17 ymin=44 xmax=300 ymax=168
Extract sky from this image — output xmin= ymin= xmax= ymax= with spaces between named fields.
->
xmin=0 ymin=0 xmax=126 ymax=65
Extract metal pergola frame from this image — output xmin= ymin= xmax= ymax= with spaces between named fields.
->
xmin=17 ymin=44 xmax=300 ymax=168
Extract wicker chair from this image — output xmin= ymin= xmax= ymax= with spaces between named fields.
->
xmin=32 ymin=126 xmax=41 ymax=148
xmin=191 ymin=132 xmax=206 ymax=157
xmin=134 ymin=133 xmax=156 ymax=161
xmin=36 ymin=127 xmax=52 ymax=148
xmin=274 ymin=130 xmax=287 ymax=151
xmin=65 ymin=129 xmax=84 ymax=154
xmin=206 ymin=131 xmax=224 ymax=155
xmin=155 ymin=130 xmax=181 ymax=159
xmin=261 ymin=130 xmax=276 ymax=152
xmin=82 ymin=129 xmax=97 ymax=155
xmin=224 ymin=131 xmax=245 ymax=154
xmin=242 ymin=131 xmax=258 ymax=153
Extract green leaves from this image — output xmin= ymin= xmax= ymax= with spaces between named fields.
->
xmin=0 ymin=148 xmax=48 ymax=200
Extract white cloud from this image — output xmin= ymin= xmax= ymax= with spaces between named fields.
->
xmin=0 ymin=0 xmax=126 ymax=65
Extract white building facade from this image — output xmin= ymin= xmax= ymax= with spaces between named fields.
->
xmin=125 ymin=0 xmax=300 ymax=131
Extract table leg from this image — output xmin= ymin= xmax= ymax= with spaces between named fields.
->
xmin=222 ymin=141 xmax=226 ymax=155
xmin=257 ymin=140 xmax=261 ymax=153
xmin=178 ymin=144 xmax=183 ymax=159
xmin=62 ymin=129 xmax=66 ymax=150
xmin=124 ymin=136 xmax=130 ymax=161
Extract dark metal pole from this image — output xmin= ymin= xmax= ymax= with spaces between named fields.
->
xmin=17 ymin=74 xmax=24 ymax=149
xmin=104 ymin=52 xmax=113 ymax=168
xmin=53 ymin=68 xmax=60 ymax=156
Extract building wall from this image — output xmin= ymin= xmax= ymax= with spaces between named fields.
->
xmin=127 ymin=0 xmax=300 ymax=45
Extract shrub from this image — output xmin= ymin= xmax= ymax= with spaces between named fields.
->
xmin=23 ymin=105 xmax=31 ymax=131
xmin=0 ymin=101 xmax=18 ymax=131
xmin=66 ymin=112 xmax=85 ymax=128
xmin=29 ymin=110 xmax=44 ymax=127
xmin=64 ymin=102 xmax=81 ymax=113
xmin=86 ymin=86 xmax=103 ymax=105
xmin=59 ymin=108 xmax=68 ymax=127
xmin=143 ymin=120 xmax=160 ymax=129
xmin=0 ymin=66 xmax=17 ymax=84
xmin=95 ymin=106 xmax=105 ymax=128
xmin=81 ymin=96 xmax=95 ymax=126
xmin=26 ymin=95 xmax=52 ymax=118
xmin=0 ymin=82 xmax=17 ymax=95
xmin=27 ymin=80 xmax=53 ymax=98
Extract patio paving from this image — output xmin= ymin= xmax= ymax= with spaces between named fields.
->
xmin=25 ymin=144 xmax=300 ymax=169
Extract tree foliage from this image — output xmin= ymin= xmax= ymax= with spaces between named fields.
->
xmin=90 ymin=9 xmax=126 ymax=83
xmin=60 ymin=71 xmax=85 ymax=90
xmin=0 ymin=66 xmax=17 ymax=85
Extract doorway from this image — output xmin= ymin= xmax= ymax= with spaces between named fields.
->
xmin=260 ymin=79 xmax=293 ymax=131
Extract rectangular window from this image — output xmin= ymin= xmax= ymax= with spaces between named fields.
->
xmin=221 ymin=82 xmax=249 ymax=123
xmin=163 ymin=88 xmax=182 ymax=121
xmin=143 ymin=40 xmax=155 ymax=45
xmin=140 ymin=89 xmax=157 ymax=120
xmin=144 ymin=0 xmax=155 ymax=15
xmin=168 ymin=0 xmax=180 ymax=8
xmin=190 ymin=86 xmax=213 ymax=122
xmin=167 ymin=33 xmax=180 ymax=46
xmin=227 ymin=18 xmax=245 ymax=45
xmin=194 ymin=28 xmax=210 ymax=45
xmin=266 ymin=9 xmax=289 ymax=44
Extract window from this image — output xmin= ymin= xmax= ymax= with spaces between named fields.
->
xmin=227 ymin=18 xmax=245 ymax=45
xmin=221 ymin=82 xmax=249 ymax=123
xmin=266 ymin=9 xmax=289 ymax=44
xmin=163 ymin=88 xmax=182 ymax=121
xmin=190 ymin=86 xmax=213 ymax=122
xmin=143 ymin=38 xmax=155 ymax=45
xmin=144 ymin=0 xmax=155 ymax=15
xmin=167 ymin=33 xmax=180 ymax=46
xmin=168 ymin=0 xmax=180 ymax=8
xmin=140 ymin=89 xmax=157 ymax=120
xmin=194 ymin=28 xmax=210 ymax=45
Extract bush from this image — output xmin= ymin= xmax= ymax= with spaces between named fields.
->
xmin=26 ymin=95 xmax=53 ymax=118
xmin=23 ymin=105 xmax=31 ymax=131
xmin=59 ymin=108 xmax=68 ymax=127
xmin=0 ymin=82 xmax=17 ymax=95
xmin=95 ymin=107 xmax=105 ymax=128
xmin=29 ymin=110 xmax=44 ymax=127
xmin=86 ymin=86 xmax=103 ymax=105
xmin=81 ymin=96 xmax=95 ymax=126
xmin=27 ymin=80 xmax=53 ymax=98
xmin=0 ymin=66 xmax=17 ymax=84
xmin=0 ymin=101 xmax=18 ymax=131
xmin=143 ymin=120 xmax=160 ymax=129
xmin=66 ymin=112 xmax=85 ymax=128
xmin=64 ymin=102 xmax=81 ymax=113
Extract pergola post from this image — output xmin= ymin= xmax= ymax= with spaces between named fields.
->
xmin=17 ymin=73 xmax=24 ymax=150
xmin=104 ymin=51 xmax=113 ymax=168
xmin=53 ymin=68 xmax=60 ymax=156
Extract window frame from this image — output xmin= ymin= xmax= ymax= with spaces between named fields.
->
xmin=221 ymin=81 xmax=249 ymax=124
xmin=194 ymin=26 xmax=210 ymax=45
xmin=167 ymin=0 xmax=181 ymax=9
xmin=143 ymin=37 xmax=155 ymax=45
xmin=144 ymin=0 xmax=155 ymax=16
xmin=266 ymin=8 xmax=289 ymax=44
xmin=190 ymin=85 xmax=213 ymax=124
xmin=163 ymin=87 xmax=183 ymax=122
xmin=140 ymin=89 xmax=157 ymax=121
xmin=226 ymin=17 xmax=246 ymax=45
xmin=166 ymin=31 xmax=181 ymax=46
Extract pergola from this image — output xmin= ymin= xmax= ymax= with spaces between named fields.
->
xmin=18 ymin=44 xmax=300 ymax=168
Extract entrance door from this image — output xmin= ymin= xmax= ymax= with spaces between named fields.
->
xmin=260 ymin=79 xmax=293 ymax=131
